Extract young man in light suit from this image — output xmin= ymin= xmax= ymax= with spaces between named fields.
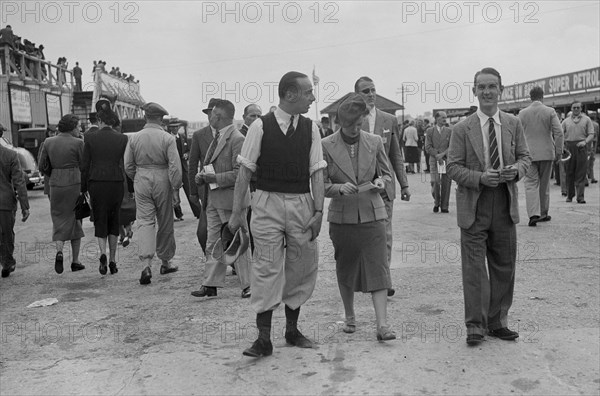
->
xmin=355 ymin=76 xmax=411 ymax=297
xmin=191 ymin=99 xmax=251 ymax=299
xmin=189 ymin=98 xmax=220 ymax=254
xmin=447 ymin=67 xmax=531 ymax=346
xmin=518 ymin=86 xmax=563 ymax=225
xmin=425 ymin=111 xmax=452 ymax=213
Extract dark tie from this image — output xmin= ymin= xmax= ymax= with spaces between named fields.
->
xmin=287 ymin=115 xmax=295 ymax=136
xmin=204 ymin=130 xmax=220 ymax=166
xmin=488 ymin=118 xmax=500 ymax=169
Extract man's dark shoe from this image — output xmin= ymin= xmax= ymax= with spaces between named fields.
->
xmin=433 ymin=206 xmax=439 ymax=213
xmin=561 ymin=192 xmax=567 ymax=197
xmin=387 ymin=288 xmax=395 ymax=297
xmin=1 ymin=264 xmax=15 ymax=278
xmin=71 ymin=262 xmax=85 ymax=272
xmin=285 ymin=329 xmax=314 ymax=348
xmin=528 ymin=215 xmax=541 ymax=227
xmin=466 ymin=334 xmax=484 ymax=346
xmin=241 ymin=286 xmax=251 ymax=299
xmin=55 ymin=251 xmax=64 ymax=274
xmin=488 ymin=327 xmax=519 ymax=340
xmin=577 ymin=199 xmax=586 ymax=204
xmin=191 ymin=286 xmax=217 ymax=297
xmin=592 ymin=179 xmax=598 ymax=184
xmin=109 ymin=262 xmax=118 ymax=274
xmin=160 ymin=264 xmax=179 ymax=275
xmin=243 ymin=338 xmax=273 ymax=357
xmin=441 ymin=209 xmax=449 ymax=213
xmin=538 ymin=215 xmax=551 ymax=222
xmin=139 ymin=267 xmax=152 ymax=285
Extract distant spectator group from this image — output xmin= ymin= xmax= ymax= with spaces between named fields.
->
xmin=92 ymin=60 xmax=138 ymax=83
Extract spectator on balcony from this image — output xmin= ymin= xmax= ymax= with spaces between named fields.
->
xmin=115 ymin=67 xmax=122 ymax=78
xmin=0 ymin=25 xmax=15 ymax=74
xmin=109 ymin=66 xmax=116 ymax=75
xmin=73 ymin=62 xmax=82 ymax=92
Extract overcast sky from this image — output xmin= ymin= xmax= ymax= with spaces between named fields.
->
xmin=3 ymin=0 xmax=599 ymax=121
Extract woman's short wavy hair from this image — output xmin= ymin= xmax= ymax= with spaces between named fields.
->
xmin=57 ymin=114 xmax=80 ymax=132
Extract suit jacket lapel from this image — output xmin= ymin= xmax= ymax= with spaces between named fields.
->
xmin=357 ymin=131 xmax=376 ymax=182
xmin=374 ymin=109 xmax=384 ymax=136
xmin=499 ymin=112 xmax=513 ymax=164
xmin=465 ymin=115 xmax=486 ymax=168
xmin=324 ymin=133 xmax=356 ymax=181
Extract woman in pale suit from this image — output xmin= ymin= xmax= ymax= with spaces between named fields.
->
xmin=38 ymin=114 xmax=85 ymax=274
xmin=322 ymin=94 xmax=396 ymax=341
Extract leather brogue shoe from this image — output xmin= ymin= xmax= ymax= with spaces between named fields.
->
xmin=285 ymin=329 xmax=314 ymax=348
xmin=241 ymin=286 xmax=251 ymax=299
xmin=488 ymin=327 xmax=519 ymax=340
xmin=528 ymin=215 xmax=541 ymax=227
xmin=55 ymin=251 xmax=64 ymax=274
xmin=71 ymin=262 xmax=85 ymax=272
xmin=191 ymin=286 xmax=217 ymax=297
xmin=139 ymin=267 xmax=152 ymax=285
xmin=1 ymin=264 xmax=15 ymax=278
xmin=466 ymin=334 xmax=484 ymax=346
xmin=243 ymin=338 xmax=273 ymax=357
xmin=160 ymin=264 xmax=179 ymax=275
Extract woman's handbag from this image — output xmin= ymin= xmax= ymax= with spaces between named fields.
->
xmin=74 ymin=194 xmax=91 ymax=220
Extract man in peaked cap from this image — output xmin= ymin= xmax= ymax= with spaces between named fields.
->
xmin=125 ymin=102 xmax=182 ymax=285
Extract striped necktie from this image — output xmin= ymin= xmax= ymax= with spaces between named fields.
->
xmin=488 ymin=118 xmax=500 ymax=169
xmin=287 ymin=115 xmax=295 ymax=136
xmin=204 ymin=130 xmax=220 ymax=166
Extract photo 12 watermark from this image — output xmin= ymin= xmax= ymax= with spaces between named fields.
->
xmin=400 ymin=1 xmax=540 ymax=24
xmin=1 ymin=1 xmax=140 ymax=24
xmin=200 ymin=1 xmax=340 ymax=24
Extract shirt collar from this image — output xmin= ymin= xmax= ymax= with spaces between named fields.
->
xmin=477 ymin=108 xmax=501 ymax=126
xmin=368 ymin=106 xmax=377 ymax=118
xmin=275 ymin=107 xmax=294 ymax=121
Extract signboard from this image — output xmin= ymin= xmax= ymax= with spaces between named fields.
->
xmin=9 ymin=86 xmax=32 ymax=124
xmin=46 ymin=93 xmax=62 ymax=125
xmin=500 ymin=67 xmax=600 ymax=104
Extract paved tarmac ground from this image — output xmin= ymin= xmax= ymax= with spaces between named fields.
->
xmin=1 ymin=157 xmax=599 ymax=396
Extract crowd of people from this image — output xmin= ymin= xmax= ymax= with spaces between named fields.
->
xmin=0 ymin=67 xmax=597 ymax=358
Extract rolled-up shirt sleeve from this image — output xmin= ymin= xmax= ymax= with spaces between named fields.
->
xmin=310 ymin=121 xmax=327 ymax=175
xmin=237 ymin=118 xmax=264 ymax=173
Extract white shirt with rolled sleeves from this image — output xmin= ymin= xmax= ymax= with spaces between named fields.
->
xmin=237 ymin=107 xmax=327 ymax=175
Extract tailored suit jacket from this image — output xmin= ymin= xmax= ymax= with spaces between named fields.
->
xmin=446 ymin=112 xmax=531 ymax=229
xmin=322 ymin=131 xmax=392 ymax=224
xmin=518 ymin=101 xmax=564 ymax=162
xmin=362 ymin=109 xmax=408 ymax=200
xmin=188 ymin=125 xmax=213 ymax=206
xmin=81 ymin=126 xmax=131 ymax=193
xmin=424 ymin=125 xmax=452 ymax=167
xmin=203 ymin=124 xmax=250 ymax=211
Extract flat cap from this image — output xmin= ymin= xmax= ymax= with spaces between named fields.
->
xmin=143 ymin=102 xmax=169 ymax=118
xmin=337 ymin=93 xmax=369 ymax=128
xmin=202 ymin=98 xmax=220 ymax=115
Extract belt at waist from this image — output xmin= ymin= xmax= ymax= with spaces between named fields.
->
xmin=137 ymin=164 xmax=168 ymax=169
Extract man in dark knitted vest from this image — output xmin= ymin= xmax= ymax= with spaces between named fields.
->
xmin=229 ymin=71 xmax=326 ymax=357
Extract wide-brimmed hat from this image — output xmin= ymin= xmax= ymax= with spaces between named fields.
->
xmin=213 ymin=223 xmax=250 ymax=265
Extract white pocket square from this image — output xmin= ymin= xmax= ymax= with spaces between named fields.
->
xmin=383 ymin=129 xmax=391 ymax=134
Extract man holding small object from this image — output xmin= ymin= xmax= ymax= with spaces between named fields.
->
xmin=425 ymin=111 xmax=452 ymax=213
xmin=447 ymin=67 xmax=531 ymax=346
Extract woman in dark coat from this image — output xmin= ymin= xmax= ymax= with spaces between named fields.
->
xmin=38 ymin=114 xmax=85 ymax=273
xmin=322 ymin=94 xmax=396 ymax=342
xmin=81 ymin=101 xmax=130 ymax=275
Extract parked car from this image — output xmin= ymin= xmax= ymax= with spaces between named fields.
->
xmin=0 ymin=137 xmax=44 ymax=190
